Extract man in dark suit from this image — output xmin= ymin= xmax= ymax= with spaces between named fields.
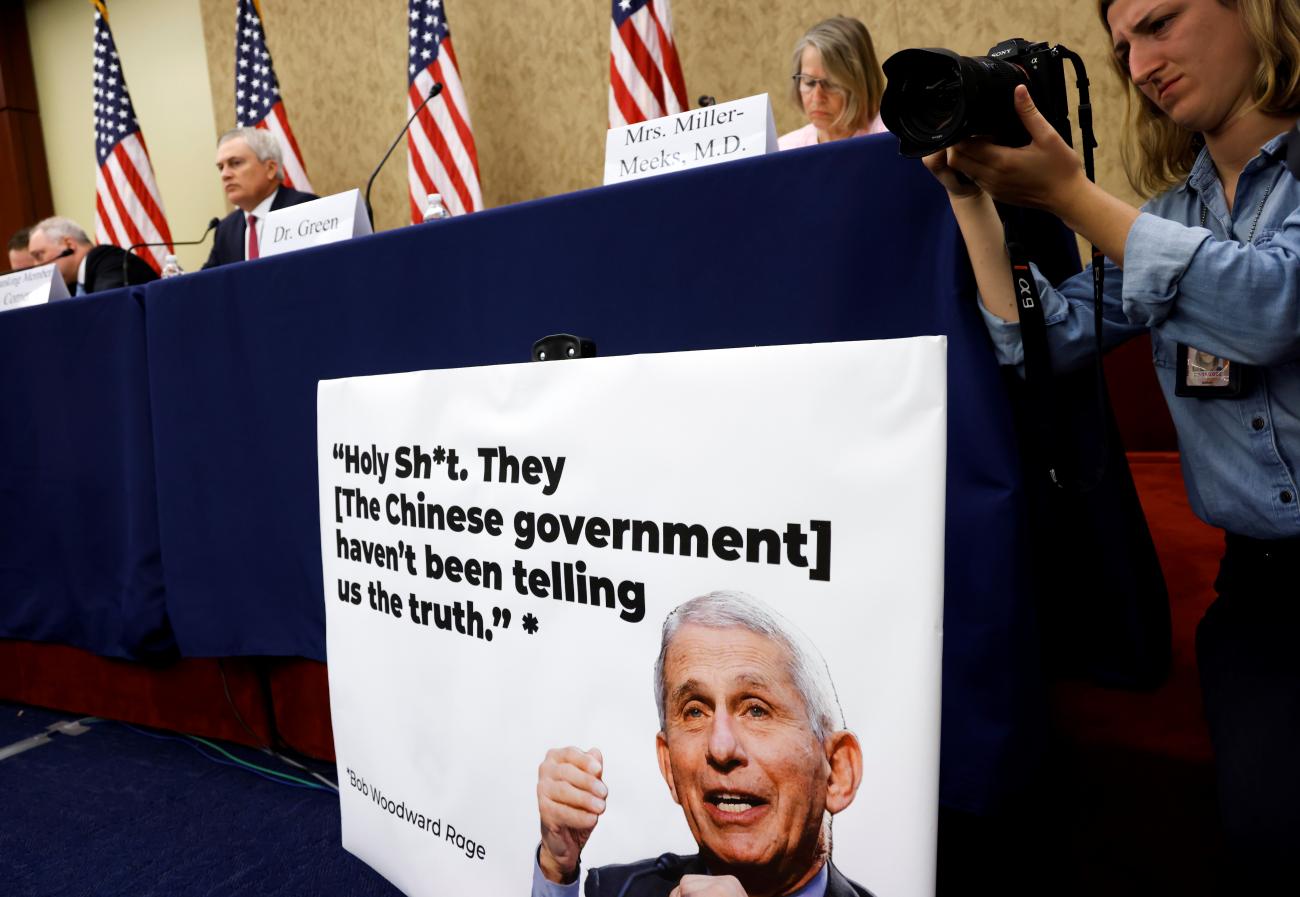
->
xmin=202 ymin=127 xmax=317 ymax=269
xmin=533 ymin=592 xmax=873 ymax=897
xmin=26 ymin=216 xmax=158 ymax=294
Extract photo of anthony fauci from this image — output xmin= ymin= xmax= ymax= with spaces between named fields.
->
xmin=532 ymin=591 xmax=873 ymax=897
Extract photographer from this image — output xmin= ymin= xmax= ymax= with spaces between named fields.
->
xmin=924 ymin=0 xmax=1300 ymax=884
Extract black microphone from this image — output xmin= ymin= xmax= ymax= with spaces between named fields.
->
xmin=8 ymin=246 xmax=74 ymax=274
xmin=697 ymin=95 xmax=717 ymax=107
xmin=614 ymin=853 xmax=689 ymax=897
xmin=123 ymin=217 xmax=220 ymax=286
xmin=365 ymin=82 xmax=444 ymax=227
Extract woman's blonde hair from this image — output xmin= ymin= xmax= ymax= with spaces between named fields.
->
xmin=789 ymin=16 xmax=885 ymax=134
xmin=1098 ymin=0 xmax=1300 ymax=196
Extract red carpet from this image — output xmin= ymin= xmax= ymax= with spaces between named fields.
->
xmin=1053 ymin=452 xmax=1218 ymax=764
xmin=1047 ymin=451 xmax=1224 ymax=895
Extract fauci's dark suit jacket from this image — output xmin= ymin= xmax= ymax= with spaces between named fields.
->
xmin=83 ymin=244 xmax=159 ymax=292
xmin=201 ymin=186 xmax=318 ymax=269
xmin=583 ymin=854 xmax=875 ymax=897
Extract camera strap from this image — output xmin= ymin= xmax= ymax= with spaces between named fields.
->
xmin=1004 ymin=237 xmax=1109 ymax=492
xmin=1007 ymin=243 xmax=1065 ymax=485
xmin=1001 ymin=48 xmax=1107 ymax=492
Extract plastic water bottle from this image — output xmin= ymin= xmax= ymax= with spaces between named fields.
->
xmin=423 ymin=193 xmax=450 ymax=222
xmin=161 ymin=254 xmax=183 ymax=278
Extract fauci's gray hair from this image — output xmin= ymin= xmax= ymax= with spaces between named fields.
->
xmin=653 ymin=590 xmax=845 ymax=742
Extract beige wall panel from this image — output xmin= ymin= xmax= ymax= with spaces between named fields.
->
xmin=200 ymin=0 xmax=417 ymax=233
xmin=194 ymin=1 xmax=1142 ymax=230
xmin=200 ymin=0 xmax=615 ymax=232
xmin=453 ymin=0 xmax=609 ymax=213
xmin=30 ymin=1 xmax=1141 ymax=247
xmin=26 ymin=0 xmax=224 ymax=272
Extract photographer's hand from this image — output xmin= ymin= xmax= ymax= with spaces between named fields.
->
xmin=922 ymin=147 xmax=983 ymax=199
xmin=948 ymin=85 xmax=1083 ymax=209
xmin=947 ymin=85 xmax=1139 ymax=265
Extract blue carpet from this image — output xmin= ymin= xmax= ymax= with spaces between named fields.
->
xmin=0 ymin=702 xmax=403 ymax=896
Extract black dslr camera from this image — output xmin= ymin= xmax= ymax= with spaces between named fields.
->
xmin=880 ymin=38 xmax=1073 ymax=158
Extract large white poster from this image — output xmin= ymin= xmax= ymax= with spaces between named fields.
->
xmin=318 ymin=338 xmax=947 ymax=897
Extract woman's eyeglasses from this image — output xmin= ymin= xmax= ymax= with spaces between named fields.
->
xmin=793 ymin=74 xmax=845 ymax=95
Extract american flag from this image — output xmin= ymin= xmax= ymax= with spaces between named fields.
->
xmin=92 ymin=1 xmax=173 ymax=274
xmin=609 ymin=0 xmax=688 ymax=127
xmin=406 ymin=0 xmax=481 ymax=221
xmin=235 ymin=0 xmax=313 ymax=192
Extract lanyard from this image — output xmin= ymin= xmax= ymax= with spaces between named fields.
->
xmin=1200 ymin=177 xmax=1276 ymax=242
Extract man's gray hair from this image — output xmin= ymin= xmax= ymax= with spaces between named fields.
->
xmin=218 ymin=126 xmax=284 ymax=181
xmin=654 ymin=591 xmax=846 ymax=742
xmin=32 ymin=216 xmax=91 ymax=246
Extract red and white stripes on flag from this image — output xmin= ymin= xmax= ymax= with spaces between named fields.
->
xmin=609 ymin=0 xmax=688 ymax=127
xmin=234 ymin=0 xmax=313 ymax=192
xmin=406 ymin=0 xmax=482 ymax=222
xmin=92 ymin=1 xmax=173 ymax=273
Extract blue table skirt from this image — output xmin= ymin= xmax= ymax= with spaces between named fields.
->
xmin=0 ymin=287 xmax=171 ymax=658
xmin=2 ymin=136 xmax=1037 ymax=813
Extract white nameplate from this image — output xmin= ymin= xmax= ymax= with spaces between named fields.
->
xmin=0 ymin=263 xmax=71 ymax=313
xmin=260 ymin=188 xmax=373 ymax=258
xmin=603 ymin=93 xmax=778 ymax=185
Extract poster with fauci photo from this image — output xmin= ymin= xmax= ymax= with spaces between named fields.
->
xmin=318 ymin=338 xmax=946 ymax=897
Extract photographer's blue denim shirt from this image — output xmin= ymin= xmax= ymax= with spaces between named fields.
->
xmin=981 ymin=130 xmax=1300 ymax=540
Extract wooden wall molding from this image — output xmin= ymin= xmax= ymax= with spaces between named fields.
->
xmin=0 ymin=0 xmax=54 ymax=271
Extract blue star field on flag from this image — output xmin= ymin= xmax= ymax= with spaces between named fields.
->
xmin=408 ymin=0 xmax=451 ymax=84
xmin=92 ymin=9 xmax=142 ymax=165
xmin=235 ymin=0 xmax=283 ymax=125
xmin=612 ymin=0 xmax=652 ymax=27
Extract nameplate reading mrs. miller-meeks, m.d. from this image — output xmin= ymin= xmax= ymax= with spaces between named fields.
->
xmin=603 ymin=93 xmax=778 ymax=185
xmin=260 ymin=188 xmax=373 ymax=259
xmin=0 ymin=262 xmax=71 ymax=314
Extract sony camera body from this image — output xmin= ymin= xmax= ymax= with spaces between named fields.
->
xmin=880 ymin=38 xmax=1073 ymax=158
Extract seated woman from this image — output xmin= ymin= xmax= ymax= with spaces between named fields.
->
xmin=778 ymin=16 xmax=888 ymax=150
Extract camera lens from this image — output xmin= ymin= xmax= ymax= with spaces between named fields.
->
xmin=881 ymin=50 xmax=965 ymax=156
xmin=881 ymin=48 xmax=1031 ymax=157
xmin=894 ymin=72 xmax=963 ymax=144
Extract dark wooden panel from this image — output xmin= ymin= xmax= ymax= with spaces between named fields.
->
xmin=17 ymin=108 xmax=53 ymax=219
xmin=0 ymin=109 xmax=54 ymax=251
xmin=0 ymin=0 xmax=39 ymax=112
xmin=0 ymin=0 xmax=52 ymax=269
xmin=0 ymin=109 xmax=31 ymax=264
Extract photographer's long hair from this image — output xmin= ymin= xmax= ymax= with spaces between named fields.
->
xmin=1100 ymin=0 xmax=1300 ymax=196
